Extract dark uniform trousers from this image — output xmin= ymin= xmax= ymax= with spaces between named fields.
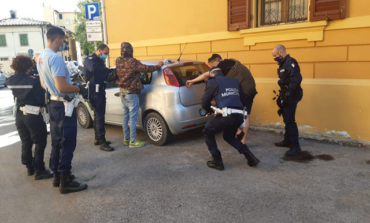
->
xmin=48 ymin=101 xmax=77 ymax=175
xmin=91 ymin=87 xmax=106 ymax=137
xmin=282 ymin=95 xmax=300 ymax=148
xmin=204 ymin=114 xmax=251 ymax=157
xmin=15 ymin=110 xmax=47 ymax=170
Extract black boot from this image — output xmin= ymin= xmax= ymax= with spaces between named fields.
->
xmin=53 ymin=173 xmax=76 ymax=187
xmin=285 ymin=147 xmax=301 ymax=156
xmin=94 ymin=136 xmax=111 ymax=145
xmin=27 ymin=165 xmax=35 ymax=176
xmin=35 ymin=169 xmax=53 ymax=180
xmin=244 ymin=149 xmax=260 ymax=167
xmin=274 ymin=140 xmax=290 ymax=148
xmin=207 ymin=155 xmax=224 ymax=171
xmin=53 ymin=173 xmax=60 ymax=187
xmin=100 ymin=140 xmax=114 ymax=152
xmin=60 ymin=174 xmax=88 ymax=194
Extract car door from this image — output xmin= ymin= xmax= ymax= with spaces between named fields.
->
xmin=105 ymin=81 xmax=122 ymax=125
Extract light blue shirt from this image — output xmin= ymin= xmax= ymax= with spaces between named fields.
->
xmin=37 ymin=48 xmax=72 ymax=97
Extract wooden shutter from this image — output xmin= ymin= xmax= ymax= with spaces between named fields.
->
xmin=310 ymin=0 xmax=346 ymax=21
xmin=228 ymin=0 xmax=250 ymax=31
xmin=0 ymin=35 xmax=6 ymax=47
xmin=19 ymin=34 xmax=29 ymax=46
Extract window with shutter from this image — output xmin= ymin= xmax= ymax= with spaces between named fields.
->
xmin=19 ymin=34 xmax=29 ymax=46
xmin=260 ymin=0 xmax=308 ymax=26
xmin=0 ymin=35 xmax=6 ymax=47
xmin=310 ymin=0 xmax=346 ymax=21
xmin=228 ymin=0 xmax=250 ymax=31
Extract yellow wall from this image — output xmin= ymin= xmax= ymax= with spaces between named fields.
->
xmin=105 ymin=0 xmax=370 ymax=142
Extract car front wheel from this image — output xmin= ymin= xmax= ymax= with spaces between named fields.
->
xmin=77 ymin=103 xmax=92 ymax=129
xmin=144 ymin=112 xmax=170 ymax=146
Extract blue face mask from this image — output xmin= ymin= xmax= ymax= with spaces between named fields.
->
xmin=100 ymin=54 xmax=108 ymax=60
xmin=58 ymin=43 xmax=65 ymax=52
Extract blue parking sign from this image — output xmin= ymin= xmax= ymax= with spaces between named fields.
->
xmin=85 ymin=3 xmax=100 ymax=20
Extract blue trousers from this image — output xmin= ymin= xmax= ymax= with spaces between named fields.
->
xmin=92 ymin=92 xmax=106 ymax=138
xmin=204 ymin=114 xmax=251 ymax=158
xmin=48 ymin=101 xmax=77 ymax=175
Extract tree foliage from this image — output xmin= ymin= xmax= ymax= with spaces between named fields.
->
xmin=74 ymin=0 xmax=103 ymax=56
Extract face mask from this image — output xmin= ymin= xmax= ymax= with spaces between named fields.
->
xmin=100 ymin=54 xmax=108 ymax=60
xmin=58 ymin=43 xmax=65 ymax=52
xmin=274 ymin=56 xmax=284 ymax=64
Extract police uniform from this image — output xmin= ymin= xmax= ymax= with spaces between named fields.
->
xmin=6 ymin=73 xmax=52 ymax=179
xmin=202 ymin=69 xmax=259 ymax=170
xmin=38 ymin=47 xmax=87 ymax=194
xmin=83 ymin=53 xmax=116 ymax=151
xmin=275 ymin=54 xmax=303 ymax=156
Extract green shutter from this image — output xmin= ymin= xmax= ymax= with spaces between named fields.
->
xmin=20 ymin=34 xmax=29 ymax=46
xmin=0 ymin=35 xmax=6 ymax=47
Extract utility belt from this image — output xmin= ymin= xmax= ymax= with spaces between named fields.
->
xmin=19 ymin=105 xmax=44 ymax=115
xmin=211 ymin=106 xmax=248 ymax=117
xmin=89 ymin=83 xmax=106 ymax=93
xmin=50 ymin=95 xmax=80 ymax=117
xmin=18 ymin=105 xmax=50 ymax=124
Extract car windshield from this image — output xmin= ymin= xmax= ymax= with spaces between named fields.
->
xmin=170 ymin=63 xmax=209 ymax=86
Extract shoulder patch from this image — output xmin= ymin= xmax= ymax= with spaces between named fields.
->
xmin=291 ymin=63 xmax=295 ymax=68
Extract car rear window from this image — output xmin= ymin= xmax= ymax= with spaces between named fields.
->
xmin=170 ymin=64 xmax=209 ymax=86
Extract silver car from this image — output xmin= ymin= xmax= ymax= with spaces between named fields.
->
xmin=76 ymin=59 xmax=210 ymax=145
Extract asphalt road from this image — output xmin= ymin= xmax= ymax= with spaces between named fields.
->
xmin=0 ymin=87 xmax=369 ymax=223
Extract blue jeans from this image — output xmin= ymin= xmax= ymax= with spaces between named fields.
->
xmin=121 ymin=94 xmax=139 ymax=142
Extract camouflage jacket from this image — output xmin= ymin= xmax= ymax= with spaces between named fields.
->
xmin=115 ymin=57 xmax=161 ymax=94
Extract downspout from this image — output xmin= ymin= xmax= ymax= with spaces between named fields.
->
xmin=41 ymin=25 xmax=46 ymax=49
xmin=101 ymin=0 xmax=109 ymax=67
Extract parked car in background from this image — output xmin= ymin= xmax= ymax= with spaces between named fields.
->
xmin=0 ymin=71 xmax=6 ymax=88
xmin=76 ymin=59 xmax=211 ymax=146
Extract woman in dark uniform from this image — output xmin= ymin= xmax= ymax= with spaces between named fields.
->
xmin=6 ymin=55 xmax=52 ymax=180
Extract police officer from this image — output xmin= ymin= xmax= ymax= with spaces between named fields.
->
xmin=83 ymin=44 xmax=116 ymax=152
xmin=202 ymin=67 xmax=260 ymax=170
xmin=38 ymin=26 xmax=87 ymax=194
xmin=6 ymin=55 xmax=52 ymax=180
xmin=272 ymin=45 xmax=303 ymax=156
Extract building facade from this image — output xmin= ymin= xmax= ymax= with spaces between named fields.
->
xmin=43 ymin=6 xmax=78 ymax=33
xmin=104 ymin=0 xmax=370 ymax=143
xmin=43 ymin=7 xmax=78 ymax=61
xmin=0 ymin=13 xmax=49 ymax=75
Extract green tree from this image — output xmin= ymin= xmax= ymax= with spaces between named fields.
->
xmin=74 ymin=0 xmax=103 ymax=56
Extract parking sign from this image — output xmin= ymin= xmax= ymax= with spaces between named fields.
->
xmin=85 ymin=2 xmax=100 ymax=21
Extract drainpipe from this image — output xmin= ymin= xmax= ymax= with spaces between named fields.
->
xmin=101 ymin=0 xmax=109 ymax=67
xmin=40 ymin=25 xmax=46 ymax=49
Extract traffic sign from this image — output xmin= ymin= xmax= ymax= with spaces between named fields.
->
xmin=86 ymin=21 xmax=102 ymax=32
xmin=85 ymin=3 xmax=100 ymax=21
xmin=87 ymin=33 xmax=102 ymax=42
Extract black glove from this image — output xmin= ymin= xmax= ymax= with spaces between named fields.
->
xmin=278 ymin=80 xmax=284 ymax=87
xmin=78 ymin=85 xmax=88 ymax=99
xmin=284 ymin=90 xmax=291 ymax=98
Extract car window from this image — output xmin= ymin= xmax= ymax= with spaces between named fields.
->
xmin=140 ymin=72 xmax=152 ymax=85
xmin=106 ymin=81 xmax=117 ymax=89
xmin=170 ymin=64 xmax=209 ymax=86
